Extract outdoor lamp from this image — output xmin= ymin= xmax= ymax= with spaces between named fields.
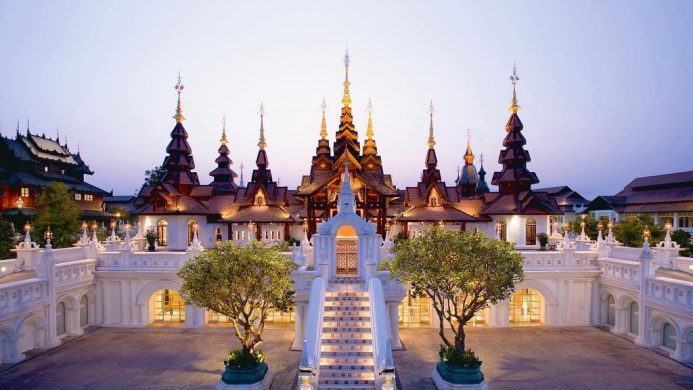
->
xmin=125 ymin=222 xmax=132 ymax=232
xmin=665 ymin=222 xmax=672 ymax=231
xmin=580 ymin=221 xmax=585 ymax=229
xmin=110 ymin=220 xmax=116 ymax=229
xmin=24 ymin=222 xmax=31 ymax=232
xmin=91 ymin=223 xmax=98 ymax=231
xmin=597 ymin=222 xmax=603 ymax=231
xmin=116 ymin=212 xmax=121 ymax=218
xmin=643 ymin=226 xmax=651 ymax=238
xmin=44 ymin=226 xmax=53 ymax=241
xmin=82 ymin=221 xmax=88 ymax=231
xmin=563 ymin=223 xmax=570 ymax=233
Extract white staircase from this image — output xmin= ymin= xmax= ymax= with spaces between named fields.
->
xmin=319 ymin=277 xmax=375 ymax=389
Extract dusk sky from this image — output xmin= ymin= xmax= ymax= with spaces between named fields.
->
xmin=0 ymin=1 xmax=691 ymax=199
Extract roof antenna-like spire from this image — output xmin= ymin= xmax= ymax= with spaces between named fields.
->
xmin=16 ymin=119 xmax=20 ymax=136
xmin=257 ymin=103 xmax=267 ymax=150
xmin=56 ymin=127 xmax=60 ymax=142
xmin=78 ymin=143 xmax=81 ymax=155
xmin=320 ymin=97 xmax=328 ymax=140
xmin=173 ymin=72 xmax=185 ymax=123
xmin=427 ymin=100 xmax=436 ymax=149
xmin=366 ymin=97 xmax=374 ymax=140
xmin=220 ymin=115 xmax=228 ymax=145
xmin=239 ymin=162 xmax=245 ymax=186
xmin=26 ymin=118 xmax=30 ymax=136
xmin=341 ymin=50 xmax=351 ymax=107
xmin=509 ymin=62 xmax=520 ymax=113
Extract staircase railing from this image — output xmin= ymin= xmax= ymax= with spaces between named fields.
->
xmin=369 ymin=277 xmax=396 ymax=389
xmin=297 ymin=276 xmax=326 ymax=389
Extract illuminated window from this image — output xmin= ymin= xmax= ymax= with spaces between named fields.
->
xmin=215 ymin=228 xmax=223 ymax=245
xmin=241 ymin=231 xmax=246 ymax=240
xmin=21 ymin=187 xmax=30 ymax=197
xmin=208 ymin=311 xmax=233 ymax=325
xmin=497 ymin=219 xmax=507 ymax=242
xmin=266 ymin=309 xmax=294 ymax=327
xmin=509 ymin=289 xmax=544 ymax=326
xmin=399 ymin=291 xmax=431 ymax=327
xmin=430 ymin=197 xmax=438 ymax=207
xmin=525 ymin=218 xmax=537 ymax=245
xmin=662 ymin=323 xmax=676 ymax=349
xmin=606 ymin=295 xmax=615 ymax=326
xmin=255 ymin=194 xmax=265 ymax=206
xmin=80 ymin=296 xmax=89 ymax=328
xmin=44 ymin=165 xmax=48 ymax=172
xmin=56 ymin=302 xmax=66 ymax=335
xmin=187 ymin=219 xmax=197 ymax=245
xmin=629 ymin=302 xmax=639 ymax=335
xmin=157 ymin=220 xmax=168 ymax=246
xmin=152 ymin=289 xmax=185 ymax=324
xmin=74 ymin=193 xmax=82 ymax=201
xmin=84 ymin=194 xmax=93 ymax=201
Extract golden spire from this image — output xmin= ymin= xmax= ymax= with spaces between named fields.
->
xmin=320 ymin=97 xmax=328 ymax=139
xmin=173 ymin=72 xmax=185 ymax=123
xmin=257 ymin=102 xmax=266 ymax=150
xmin=509 ymin=63 xmax=520 ymax=113
xmin=220 ymin=115 xmax=228 ymax=145
xmin=464 ymin=129 xmax=474 ymax=164
xmin=427 ymin=100 xmax=436 ymax=149
xmin=366 ymin=97 xmax=374 ymax=140
xmin=341 ymin=51 xmax=352 ymax=107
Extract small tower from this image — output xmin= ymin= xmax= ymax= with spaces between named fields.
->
xmin=457 ymin=129 xmax=479 ymax=197
xmin=209 ymin=116 xmax=238 ymax=194
xmin=337 ymin=166 xmax=356 ymax=214
xmin=333 ymin=51 xmax=362 ymax=170
xmin=476 ymin=154 xmax=490 ymax=193
xmin=251 ymin=103 xmax=273 ymax=186
xmin=422 ymin=101 xmax=442 ymax=189
xmin=361 ymin=98 xmax=382 ymax=170
xmin=312 ymin=98 xmax=332 ymax=170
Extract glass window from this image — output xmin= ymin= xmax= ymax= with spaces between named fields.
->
xmin=84 ymin=194 xmax=93 ymax=201
xmin=629 ymin=301 xmax=639 ymax=335
xmin=80 ymin=296 xmax=89 ymax=328
xmin=74 ymin=193 xmax=82 ymax=201
xmin=266 ymin=309 xmax=294 ymax=327
xmin=525 ymin=218 xmax=537 ymax=245
xmin=399 ymin=291 xmax=431 ymax=327
xmin=679 ymin=215 xmax=691 ymax=228
xmin=56 ymin=302 xmax=66 ymax=335
xmin=498 ymin=219 xmax=507 ymax=242
xmin=215 ymin=228 xmax=223 ymax=245
xmin=153 ymin=289 xmax=185 ymax=324
xmin=607 ymin=295 xmax=615 ymax=326
xmin=157 ymin=220 xmax=168 ymax=246
xmin=21 ymin=187 xmax=30 ymax=197
xmin=509 ymin=289 xmax=544 ymax=326
xmin=663 ymin=323 xmax=677 ymax=349
xmin=187 ymin=220 xmax=197 ymax=245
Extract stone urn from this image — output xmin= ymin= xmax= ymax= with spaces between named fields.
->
xmin=432 ymin=361 xmax=488 ymax=390
xmin=216 ymin=362 xmax=273 ymax=390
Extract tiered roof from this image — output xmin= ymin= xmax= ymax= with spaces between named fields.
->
xmin=209 ymin=117 xmax=238 ymax=195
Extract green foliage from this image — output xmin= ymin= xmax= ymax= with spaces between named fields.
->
xmin=33 ymin=182 xmax=81 ymax=248
xmin=568 ymin=214 xmax=610 ymax=240
xmin=105 ymin=205 xmax=130 ymax=223
xmin=439 ymin=345 xmax=481 ymax=368
xmin=380 ymin=228 xmax=523 ymax=353
xmin=224 ymin=349 xmax=265 ymax=368
xmin=143 ymin=165 xmax=166 ymax=186
xmin=537 ymin=232 xmax=549 ymax=246
xmin=0 ymin=218 xmax=15 ymax=259
xmin=178 ymin=241 xmax=298 ymax=354
xmin=614 ymin=215 xmax=664 ymax=247
xmin=671 ymin=229 xmax=692 ymax=257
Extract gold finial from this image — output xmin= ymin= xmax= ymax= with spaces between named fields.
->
xmin=257 ymin=102 xmax=267 ymax=150
xmin=427 ymin=100 xmax=436 ymax=149
xmin=320 ymin=97 xmax=328 ymax=140
xmin=509 ymin=63 xmax=520 ymax=113
xmin=464 ymin=129 xmax=474 ymax=164
xmin=341 ymin=51 xmax=352 ymax=107
xmin=174 ymin=72 xmax=185 ymax=123
xmin=366 ymin=98 xmax=374 ymax=140
xmin=220 ymin=115 xmax=228 ymax=145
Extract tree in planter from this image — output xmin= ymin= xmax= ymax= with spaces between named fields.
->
xmin=33 ymin=182 xmax=81 ymax=248
xmin=380 ymin=228 xmax=523 ymax=384
xmin=537 ymin=232 xmax=549 ymax=250
xmin=178 ymin=241 xmax=297 ymax=384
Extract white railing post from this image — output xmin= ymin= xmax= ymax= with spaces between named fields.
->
xmin=297 ymin=277 xmax=325 ymax=389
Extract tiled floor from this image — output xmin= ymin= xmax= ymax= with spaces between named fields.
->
xmin=1 ymin=326 xmax=692 ymax=389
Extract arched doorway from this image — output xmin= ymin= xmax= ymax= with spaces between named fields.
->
xmin=663 ymin=323 xmax=677 ymax=350
xmin=606 ymin=295 xmax=616 ymax=327
xmin=629 ymin=301 xmax=639 ymax=335
xmin=399 ymin=290 xmax=431 ymax=328
xmin=509 ymin=288 xmax=545 ymax=326
xmin=336 ymin=225 xmax=358 ymax=276
xmin=56 ymin=302 xmax=66 ymax=336
xmin=80 ymin=296 xmax=89 ymax=328
xmin=150 ymin=289 xmax=185 ymax=325
xmin=157 ymin=220 xmax=168 ymax=247
xmin=525 ymin=218 xmax=537 ymax=245
xmin=187 ymin=220 xmax=197 ymax=246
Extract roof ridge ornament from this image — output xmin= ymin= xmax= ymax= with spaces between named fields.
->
xmin=509 ymin=62 xmax=520 ymax=113
xmin=464 ymin=128 xmax=474 ymax=164
xmin=174 ymin=72 xmax=185 ymax=123
xmin=366 ymin=97 xmax=374 ymax=141
xmin=341 ymin=51 xmax=352 ymax=107
xmin=427 ymin=100 xmax=436 ymax=149
xmin=320 ymin=97 xmax=328 ymax=140
xmin=257 ymin=102 xmax=267 ymax=150
xmin=220 ymin=115 xmax=228 ymax=145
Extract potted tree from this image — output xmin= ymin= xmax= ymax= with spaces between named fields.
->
xmin=144 ymin=227 xmax=157 ymax=252
xmin=178 ymin=241 xmax=297 ymax=390
xmin=381 ymin=228 xmax=523 ymax=389
xmin=537 ymin=232 xmax=549 ymax=251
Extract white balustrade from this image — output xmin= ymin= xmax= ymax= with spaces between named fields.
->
xmin=0 ymin=258 xmax=22 ymax=277
xmin=646 ymin=277 xmax=693 ymax=309
xmin=297 ymin=277 xmax=326 ymax=388
xmin=54 ymin=259 xmax=96 ymax=288
xmin=598 ymin=258 xmax=640 ymax=286
xmin=0 ymin=278 xmax=49 ymax=313
xmin=369 ymin=277 xmax=395 ymax=388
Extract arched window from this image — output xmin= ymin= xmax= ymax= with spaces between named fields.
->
xmin=215 ymin=228 xmax=223 ymax=245
xmin=606 ymin=295 xmax=615 ymax=326
xmin=430 ymin=197 xmax=438 ymax=207
xmin=56 ymin=302 xmax=66 ymax=336
xmin=525 ymin=218 xmax=537 ymax=245
xmin=187 ymin=220 xmax=197 ymax=246
xmin=80 ymin=296 xmax=89 ymax=328
xmin=157 ymin=220 xmax=168 ymax=246
xmin=629 ymin=301 xmax=639 ymax=335
xmin=255 ymin=194 xmax=265 ymax=206
xmin=508 ymin=288 xmax=545 ymax=326
xmin=497 ymin=219 xmax=507 ymax=242
xmin=663 ymin=323 xmax=677 ymax=349
xmin=152 ymin=289 xmax=185 ymax=324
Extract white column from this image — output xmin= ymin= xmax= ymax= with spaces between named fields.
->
xmin=388 ymin=303 xmax=402 ymax=350
xmin=291 ymin=303 xmax=305 ymax=350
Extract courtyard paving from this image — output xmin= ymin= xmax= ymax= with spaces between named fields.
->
xmin=0 ymin=326 xmax=691 ymax=389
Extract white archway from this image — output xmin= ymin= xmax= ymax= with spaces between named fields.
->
xmin=135 ymin=280 xmax=184 ymax=326
xmin=16 ymin=314 xmax=48 ymax=353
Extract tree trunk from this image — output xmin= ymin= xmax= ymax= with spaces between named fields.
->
xmin=455 ymin=327 xmax=466 ymax=353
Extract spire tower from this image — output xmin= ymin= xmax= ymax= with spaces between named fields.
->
xmin=333 ymin=51 xmax=361 ymax=170
xmin=427 ymin=100 xmax=436 ymax=149
xmin=314 ymin=98 xmax=332 ymax=162
xmin=174 ymin=72 xmax=185 ymax=123
xmin=458 ymin=129 xmax=479 ymax=197
xmin=342 ymin=51 xmax=351 ymax=107
xmin=362 ymin=98 xmax=378 ymax=156
xmin=210 ymin=116 xmax=238 ymax=194
xmin=257 ymin=103 xmax=267 ymax=150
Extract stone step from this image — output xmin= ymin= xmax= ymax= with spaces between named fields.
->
xmin=323 ymin=326 xmax=371 ymax=333
xmin=323 ymin=315 xmax=370 ymax=322
xmin=324 ymin=304 xmax=370 ymax=310
xmin=322 ymin=338 xmax=370 ymax=345
xmin=324 ymin=310 xmax=371 ymax=317
xmin=322 ymin=331 xmax=371 ymax=339
xmin=323 ymin=320 xmax=371 ymax=328
xmin=320 ymin=356 xmax=373 ymax=365
xmin=324 ymin=300 xmax=370 ymax=307
xmin=329 ymin=278 xmax=364 ymax=284
xmin=321 ymin=344 xmax=373 ymax=353
xmin=320 ymin=363 xmax=373 ymax=371
xmin=318 ymin=377 xmax=375 ymax=386
xmin=318 ymin=384 xmax=375 ymax=390
xmin=320 ymin=351 xmax=372 ymax=358
xmin=325 ymin=296 xmax=370 ymax=303
xmin=320 ymin=368 xmax=373 ymax=377
xmin=326 ymin=291 xmax=368 ymax=297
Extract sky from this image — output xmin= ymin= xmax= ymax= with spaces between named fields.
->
xmin=0 ymin=1 xmax=691 ymax=199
